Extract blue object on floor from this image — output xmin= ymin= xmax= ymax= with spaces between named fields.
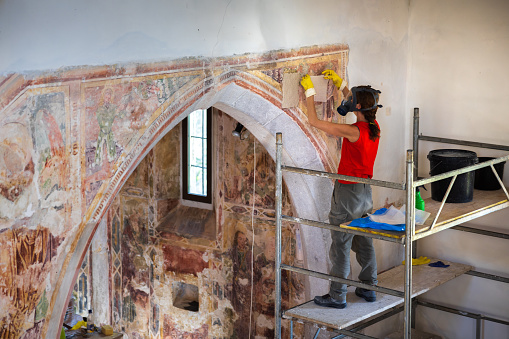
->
xmin=429 ymin=261 xmax=450 ymax=268
xmin=348 ymin=208 xmax=405 ymax=232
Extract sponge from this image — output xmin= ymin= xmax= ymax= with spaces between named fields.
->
xmin=101 ymin=325 xmax=113 ymax=335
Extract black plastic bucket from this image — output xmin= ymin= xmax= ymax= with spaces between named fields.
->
xmin=428 ymin=149 xmax=478 ymax=203
xmin=474 ymin=157 xmax=506 ymax=190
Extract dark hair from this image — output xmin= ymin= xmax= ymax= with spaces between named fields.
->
xmin=355 ymin=86 xmax=380 ymax=141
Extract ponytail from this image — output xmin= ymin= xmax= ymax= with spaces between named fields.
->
xmin=365 ymin=113 xmax=380 ymax=141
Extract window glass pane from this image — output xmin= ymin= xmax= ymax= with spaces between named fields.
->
xmin=185 ymin=108 xmax=209 ymax=201
xmin=189 ymin=110 xmax=204 ymax=138
xmin=189 ymin=136 xmax=203 ymax=167
xmin=189 ymin=166 xmax=204 ymax=196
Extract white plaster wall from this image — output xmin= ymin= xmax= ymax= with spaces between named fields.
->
xmin=408 ymin=0 xmax=509 ymax=337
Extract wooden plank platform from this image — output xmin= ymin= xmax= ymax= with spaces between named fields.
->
xmin=338 ymin=188 xmax=509 ymax=240
xmin=283 ymin=259 xmax=473 ymax=331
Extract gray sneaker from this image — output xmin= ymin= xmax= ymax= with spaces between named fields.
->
xmin=313 ymin=294 xmax=347 ymax=309
xmin=355 ymin=287 xmax=376 ymax=302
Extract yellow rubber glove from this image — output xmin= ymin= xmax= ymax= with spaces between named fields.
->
xmin=300 ymin=75 xmax=316 ymax=98
xmin=322 ymin=69 xmax=345 ymax=90
xmin=402 ymin=256 xmax=430 ymax=266
xmin=71 ymin=320 xmax=87 ymax=330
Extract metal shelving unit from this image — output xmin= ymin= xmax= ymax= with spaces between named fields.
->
xmin=274 ymin=108 xmax=509 ymax=339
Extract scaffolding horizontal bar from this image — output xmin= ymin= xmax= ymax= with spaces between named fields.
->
xmin=281 ymin=264 xmax=404 ymax=297
xmin=452 ymin=225 xmax=509 ymax=240
xmin=291 ymin=318 xmax=380 ymax=339
xmin=281 ymin=165 xmax=406 ymax=190
xmin=418 ymin=135 xmax=509 ymax=151
xmin=466 ymin=270 xmax=509 ymax=284
xmin=332 ymin=306 xmax=404 ymax=339
xmin=282 ymin=215 xmax=404 ymax=244
xmin=414 ymin=155 xmax=509 ymax=187
xmin=416 ymin=300 xmax=509 ymax=326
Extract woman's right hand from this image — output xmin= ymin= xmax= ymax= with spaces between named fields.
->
xmin=300 ymin=75 xmax=316 ymax=98
xmin=300 ymin=74 xmax=314 ymax=91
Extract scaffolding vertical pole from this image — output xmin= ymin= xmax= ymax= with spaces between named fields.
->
xmin=476 ymin=318 xmax=481 ymax=339
xmin=275 ymin=133 xmax=283 ymax=339
xmin=412 ymin=107 xmax=420 ymax=325
xmin=413 ymin=108 xmax=420 ymax=180
xmin=405 ymin=150 xmax=415 ymax=339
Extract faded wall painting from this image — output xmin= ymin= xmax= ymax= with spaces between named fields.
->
xmin=104 ymin=112 xmax=305 ymax=338
xmin=0 ymin=227 xmax=63 ymax=337
xmin=82 ymin=75 xmax=198 ymax=207
xmin=0 ymin=89 xmax=69 ymax=223
xmin=0 ymin=45 xmax=349 ymax=338
xmin=0 ymin=87 xmax=70 ymax=338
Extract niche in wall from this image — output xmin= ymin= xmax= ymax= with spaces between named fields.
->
xmin=172 ymin=281 xmax=199 ymax=312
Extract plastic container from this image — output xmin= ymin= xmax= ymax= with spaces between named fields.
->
xmin=87 ymin=310 xmax=94 ymax=332
xmin=427 ymin=149 xmax=478 ymax=203
xmin=415 ymin=189 xmax=425 ymax=211
xmin=474 ymin=157 xmax=506 ymax=190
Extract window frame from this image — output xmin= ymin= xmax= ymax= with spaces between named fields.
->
xmin=181 ymin=107 xmax=213 ymax=206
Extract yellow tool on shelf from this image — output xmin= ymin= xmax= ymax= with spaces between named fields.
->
xmin=402 ymin=256 xmax=431 ymax=266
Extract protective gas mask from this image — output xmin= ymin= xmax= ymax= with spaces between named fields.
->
xmin=337 ymin=86 xmax=383 ymax=116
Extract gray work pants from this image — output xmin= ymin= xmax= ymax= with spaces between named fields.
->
xmin=328 ymin=181 xmax=378 ymax=301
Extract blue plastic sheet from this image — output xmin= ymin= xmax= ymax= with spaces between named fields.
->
xmin=348 ymin=208 xmax=406 ymax=232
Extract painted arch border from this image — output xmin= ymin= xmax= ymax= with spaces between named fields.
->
xmin=48 ymin=69 xmax=336 ymax=338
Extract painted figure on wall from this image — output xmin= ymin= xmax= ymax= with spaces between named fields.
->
xmin=230 ymin=229 xmax=253 ymax=337
xmin=36 ymin=108 xmax=67 ymax=200
xmin=0 ymin=91 xmax=68 ymax=222
xmin=254 ymin=235 xmax=276 ymax=316
xmin=94 ymin=88 xmax=123 ymax=165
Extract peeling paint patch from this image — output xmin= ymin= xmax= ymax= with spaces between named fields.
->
xmin=162 ymin=245 xmax=208 ymax=276
xmin=163 ymin=314 xmax=208 ymax=339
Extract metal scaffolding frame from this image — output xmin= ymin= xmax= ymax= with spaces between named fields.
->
xmin=274 ymin=107 xmax=509 ymax=339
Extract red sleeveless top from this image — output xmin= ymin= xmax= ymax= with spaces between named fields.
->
xmin=337 ymin=121 xmax=379 ymax=184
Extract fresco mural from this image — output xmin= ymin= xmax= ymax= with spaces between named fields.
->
xmin=101 ymin=112 xmax=305 ymax=338
xmin=0 ymin=45 xmax=349 ymax=338
xmin=82 ymin=75 xmax=198 ymax=208
xmin=0 ymin=89 xmax=69 ymax=224
xmin=261 ymin=58 xmax=346 ymax=166
xmin=0 ymin=227 xmax=62 ymax=338
xmin=0 ymin=87 xmax=70 ymax=338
